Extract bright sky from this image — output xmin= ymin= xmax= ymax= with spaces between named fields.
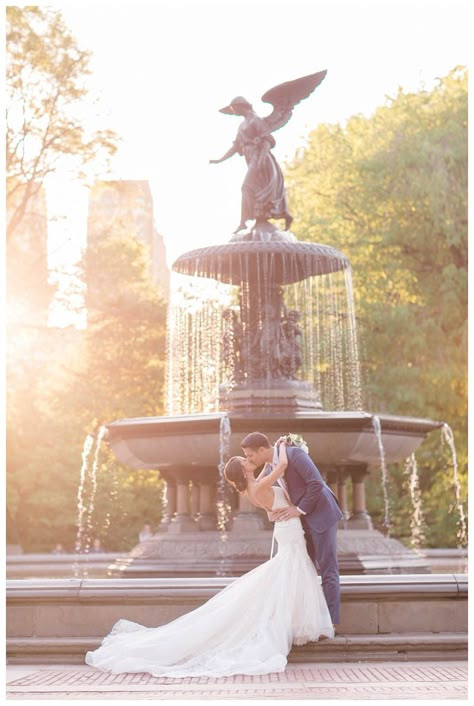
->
xmin=40 ymin=0 xmax=468 ymax=323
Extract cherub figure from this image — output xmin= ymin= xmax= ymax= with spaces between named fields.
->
xmin=210 ymin=70 xmax=327 ymax=234
xmin=280 ymin=309 xmax=303 ymax=379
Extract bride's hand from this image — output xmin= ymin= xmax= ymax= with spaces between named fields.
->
xmin=276 ymin=436 xmax=289 ymax=446
xmin=274 ymin=439 xmax=289 ymax=469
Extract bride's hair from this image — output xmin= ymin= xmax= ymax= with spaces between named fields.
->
xmin=224 ymin=457 xmax=247 ymax=492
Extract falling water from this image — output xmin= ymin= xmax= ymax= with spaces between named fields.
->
xmin=83 ymin=425 xmax=107 ymax=553
xmin=216 ymin=414 xmax=232 ymax=576
xmin=371 ymin=415 xmax=392 ymax=533
xmin=216 ymin=414 xmax=232 ymax=536
xmin=74 ymin=426 xmax=107 ymax=571
xmin=441 ymin=423 xmax=467 ymax=548
xmin=102 ymin=461 xmax=119 ymax=536
xmin=343 ymin=266 xmax=363 ymax=409
xmin=404 ymin=453 xmax=426 ymax=549
xmin=167 ymin=251 xmax=364 ymax=415
xmin=166 ymin=274 xmax=233 ymax=415
xmin=74 ymin=433 xmax=95 ymax=555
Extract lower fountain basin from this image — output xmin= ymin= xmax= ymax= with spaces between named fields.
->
xmin=106 ymin=411 xmax=443 ymax=471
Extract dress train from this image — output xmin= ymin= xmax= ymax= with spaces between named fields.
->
xmin=85 ymin=487 xmax=334 ymax=677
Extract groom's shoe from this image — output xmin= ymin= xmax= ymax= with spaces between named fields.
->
xmin=319 ymin=625 xmax=337 ymax=641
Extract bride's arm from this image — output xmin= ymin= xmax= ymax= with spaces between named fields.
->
xmin=255 ymin=436 xmax=289 ymax=481
xmin=256 ymin=463 xmax=271 ymax=481
xmin=254 ymin=441 xmax=289 ymax=490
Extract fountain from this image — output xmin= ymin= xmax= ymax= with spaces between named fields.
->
xmin=103 ymin=71 xmax=444 ymax=577
xmin=106 ymin=222 xmax=443 ymax=577
xmin=6 ymin=72 xmax=467 ymax=666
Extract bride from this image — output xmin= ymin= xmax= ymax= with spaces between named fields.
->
xmin=85 ymin=439 xmax=334 ymax=678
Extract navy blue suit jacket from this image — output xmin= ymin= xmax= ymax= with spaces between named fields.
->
xmin=284 ymin=446 xmax=343 ymax=534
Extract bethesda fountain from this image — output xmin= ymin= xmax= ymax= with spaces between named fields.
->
xmin=105 ymin=71 xmax=443 ymax=577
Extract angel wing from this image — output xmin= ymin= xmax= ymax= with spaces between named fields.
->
xmin=262 ymin=70 xmax=327 ymax=133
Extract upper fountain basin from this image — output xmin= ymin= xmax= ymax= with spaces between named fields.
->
xmin=106 ymin=411 xmax=443 ymax=471
xmin=172 ymin=241 xmax=349 ymax=285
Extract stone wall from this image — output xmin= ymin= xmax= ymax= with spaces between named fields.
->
xmin=6 ymin=574 xmax=467 ymax=663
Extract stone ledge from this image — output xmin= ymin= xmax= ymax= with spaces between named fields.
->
xmin=7 ymin=575 xmax=467 ymax=642
xmin=290 ymin=632 xmax=468 ymax=663
xmin=7 ymin=633 xmax=468 ymax=665
xmin=6 ymin=573 xmax=467 ymax=604
xmin=6 ymin=553 xmax=125 ymax=563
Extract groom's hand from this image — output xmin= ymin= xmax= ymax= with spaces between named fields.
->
xmin=272 ymin=504 xmax=301 ymax=521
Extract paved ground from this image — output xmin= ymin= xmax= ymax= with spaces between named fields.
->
xmin=6 ymin=661 xmax=468 ymax=700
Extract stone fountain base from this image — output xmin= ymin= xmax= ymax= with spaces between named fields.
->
xmin=104 ymin=412 xmax=442 ymax=581
xmin=220 ymin=379 xmax=322 ymax=414
xmin=336 ymin=529 xmax=431 ymax=574
xmin=108 ymin=527 xmax=431 ymax=578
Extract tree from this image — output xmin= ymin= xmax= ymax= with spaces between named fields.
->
xmin=5 ymin=7 xmax=149 ymax=553
xmin=71 ymin=234 xmax=168 ymax=552
xmin=285 ymin=67 xmax=467 ymax=546
xmin=6 ymin=234 xmax=168 ymax=552
xmin=6 ymin=6 xmax=117 ymax=240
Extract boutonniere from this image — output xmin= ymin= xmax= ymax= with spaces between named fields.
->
xmin=273 ymin=433 xmax=309 ymax=468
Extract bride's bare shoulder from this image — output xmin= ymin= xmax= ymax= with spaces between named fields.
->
xmin=250 ymin=482 xmax=275 ymax=512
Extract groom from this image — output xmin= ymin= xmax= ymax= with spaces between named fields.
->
xmin=241 ymin=431 xmax=343 ymax=627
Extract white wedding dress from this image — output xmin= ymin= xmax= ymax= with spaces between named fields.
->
xmin=85 ymin=486 xmax=334 ymax=677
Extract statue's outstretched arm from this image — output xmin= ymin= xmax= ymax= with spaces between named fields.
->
xmin=209 ymin=143 xmax=238 ymax=164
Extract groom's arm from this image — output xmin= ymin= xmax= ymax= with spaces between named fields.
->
xmin=291 ymin=448 xmax=326 ymax=515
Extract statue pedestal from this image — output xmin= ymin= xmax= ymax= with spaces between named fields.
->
xmin=167 ymin=516 xmax=197 ymax=534
xmin=229 ymin=220 xmax=297 ymax=244
xmin=221 ymin=380 xmax=322 ymax=414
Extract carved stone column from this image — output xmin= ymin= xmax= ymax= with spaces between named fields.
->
xmin=191 ymin=481 xmax=200 ymax=519
xmin=347 ymin=465 xmax=373 ymax=530
xmin=159 ymin=478 xmax=177 ymax=531
xmin=231 ymin=492 xmax=267 ymax=531
xmin=337 ymin=468 xmax=350 ymax=521
xmin=197 ymin=482 xmax=217 ymax=530
xmin=168 ymin=473 xmax=196 ymax=533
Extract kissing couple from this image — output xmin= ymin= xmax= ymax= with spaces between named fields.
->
xmin=86 ymin=431 xmax=343 ymax=678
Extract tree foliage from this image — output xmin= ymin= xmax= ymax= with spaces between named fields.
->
xmin=6 ymin=27 xmax=467 ymax=554
xmin=6 ymin=235 xmax=167 ymax=552
xmin=5 ymin=7 xmax=166 ymax=553
xmin=286 ymin=67 xmax=467 ymax=546
xmin=6 ymin=6 xmax=117 ymax=239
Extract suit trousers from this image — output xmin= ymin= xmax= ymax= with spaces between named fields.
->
xmin=304 ymin=520 xmax=340 ymax=625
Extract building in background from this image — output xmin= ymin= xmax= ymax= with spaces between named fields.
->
xmin=87 ymin=180 xmax=169 ymax=299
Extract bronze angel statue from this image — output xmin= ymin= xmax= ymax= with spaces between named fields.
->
xmin=210 ymin=70 xmax=327 ymax=234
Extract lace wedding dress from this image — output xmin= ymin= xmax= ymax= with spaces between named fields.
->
xmin=85 ymin=486 xmax=334 ymax=677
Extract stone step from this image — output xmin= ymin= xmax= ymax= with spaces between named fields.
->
xmin=290 ymin=632 xmax=468 ymax=662
xmin=7 ymin=632 xmax=467 ymax=665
